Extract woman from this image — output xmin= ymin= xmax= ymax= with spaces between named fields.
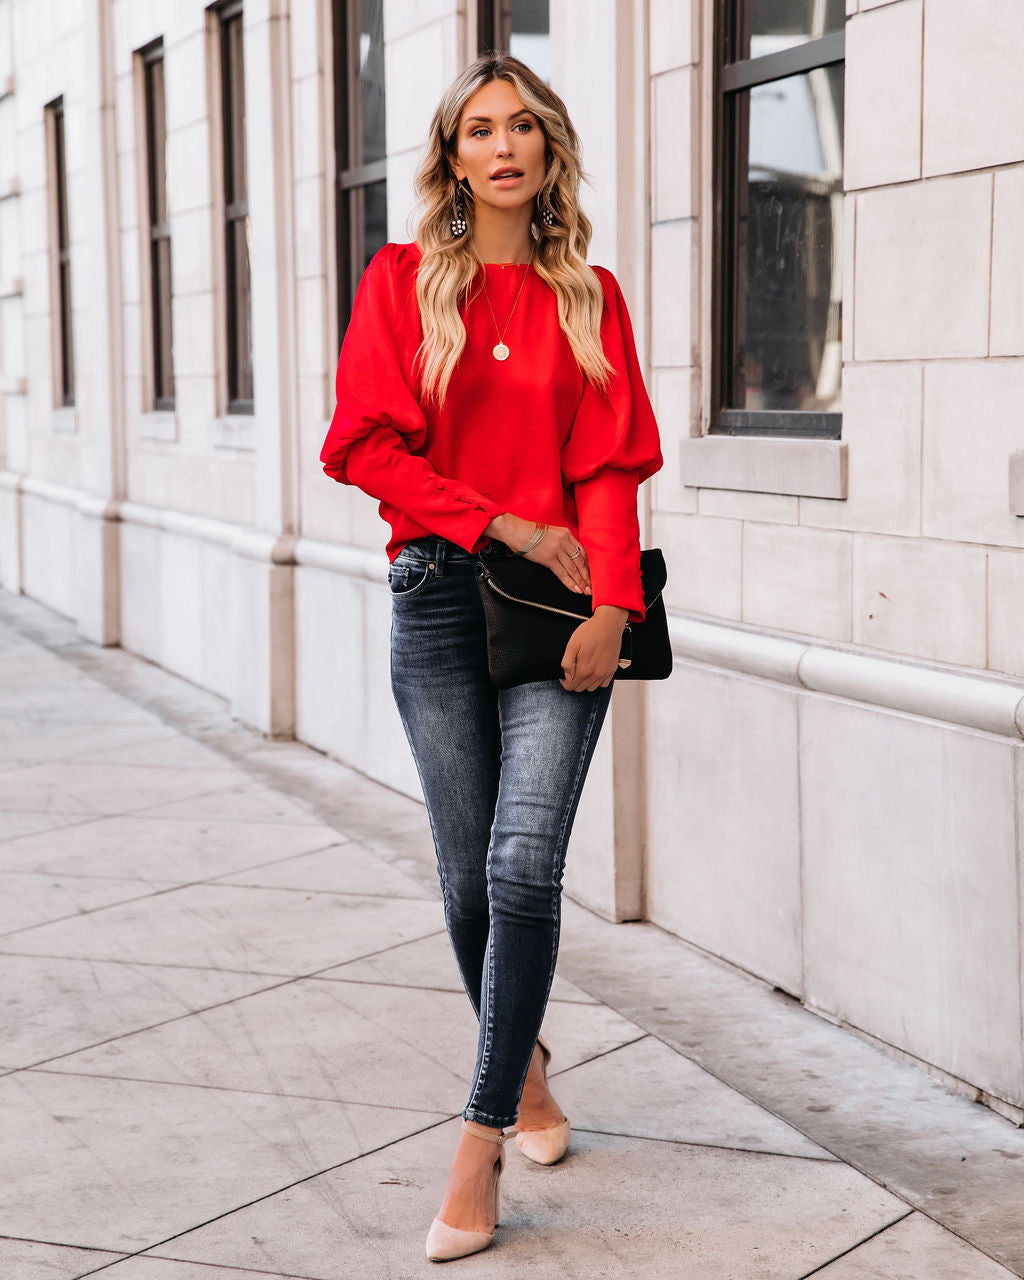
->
xmin=320 ymin=53 xmax=662 ymax=1261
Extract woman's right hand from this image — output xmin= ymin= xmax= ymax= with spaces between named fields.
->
xmin=485 ymin=513 xmax=591 ymax=594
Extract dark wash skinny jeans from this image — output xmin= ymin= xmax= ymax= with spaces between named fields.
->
xmin=388 ymin=536 xmax=613 ymax=1128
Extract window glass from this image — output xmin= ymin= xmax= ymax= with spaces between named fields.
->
xmin=220 ymin=5 xmax=253 ymax=410
xmin=748 ymin=0 xmax=845 ymax=57
xmin=144 ymin=47 xmax=174 ymax=407
xmin=509 ymin=0 xmax=550 ymax=81
xmin=147 ymin=56 xmax=168 ymax=224
xmin=728 ymin=62 xmax=844 ymax=413
xmin=336 ymin=0 xmax=388 ymax=333
xmin=357 ymin=179 xmax=388 ymax=276
xmin=48 ymin=98 xmax=75 ymax=406
xmin=359 ymin=0 xmax=385 ymax=165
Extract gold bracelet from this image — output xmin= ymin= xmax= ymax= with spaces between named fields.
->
xmin=516 ymin=523 xmax=547 ymax=556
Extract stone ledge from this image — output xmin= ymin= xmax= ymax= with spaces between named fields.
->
xmin=212 ymin=413 xmax=256 ymax=451
xmin=669 ymin=612 xmax=1024 ymax=740
xmin=681 ymin=436 xmax=848 ymax=498
xmin=294 ymin=536 xmax=387 ymax=582
xmin=51 ymin=406 xmax=79 ymax=435
xmin=138 ymin=410 xmax=178 ymax=443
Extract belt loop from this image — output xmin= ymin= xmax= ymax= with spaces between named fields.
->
xmin=434 ymin=538 xmax=447 ymax=577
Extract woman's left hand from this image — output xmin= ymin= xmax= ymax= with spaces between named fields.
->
xmin=560 ymin=606 xmax=630 ymax=692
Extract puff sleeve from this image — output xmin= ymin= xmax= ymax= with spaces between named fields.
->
xmin=320 ymin=243 xmax=503 ymax=551
xmin=561 ymin=266 xmax=663 ymax=619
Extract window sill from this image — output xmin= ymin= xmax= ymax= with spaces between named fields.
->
xmin=680 ymin=435 xmax=848 ymax=500
xmin=212 ymin=414 xmax=257 ymax=451
xmin=51 ymin=406 xmax=79 ymax=435
xmin=139 ymin=410 xmax=178 ymax=443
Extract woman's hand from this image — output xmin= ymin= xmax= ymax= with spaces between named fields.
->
xmin=559 ymin=606 xmax=629 ymax=692
xmin=485 ymin=513 xmax=591 ymax=594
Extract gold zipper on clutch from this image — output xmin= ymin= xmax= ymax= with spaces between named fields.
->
xmin=482 ymin=573 xmax=665 ymax=616
xmin=482 ymin=575 xmax=590 ymax=621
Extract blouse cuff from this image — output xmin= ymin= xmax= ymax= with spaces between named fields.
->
xmin=574 ymin=466 xmax=646 ymax=622
xmin=441 ymin=494 xmax=504 ymax=554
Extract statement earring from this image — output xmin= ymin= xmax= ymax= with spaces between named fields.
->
xmin=451 ymin=185 xmax=468 ymax=238
xmin=539 ymin=196 xmax=556 ymax=228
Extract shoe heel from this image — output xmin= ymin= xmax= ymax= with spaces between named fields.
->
xmin=516 ymin=1040 xmax=571 ymax=1165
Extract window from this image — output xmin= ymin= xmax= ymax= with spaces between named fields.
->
xmin=141 ymin=40 xmax=175 ymax=409
xmin=334 ymin=0 xmax=387 ymax=334
xmin=217 ymin=0 xmax=253 ymax=413
xmin=714 ymin=0 xmax=845 ymax=439
xmin=46 ymin=96 xmax=74 ymax=406
xmin=478 ymin=0 xmax=550 ymax=80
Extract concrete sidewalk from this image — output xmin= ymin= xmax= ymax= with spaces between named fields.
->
xmin=1 ymin=589 xmax=1022 ymax=1280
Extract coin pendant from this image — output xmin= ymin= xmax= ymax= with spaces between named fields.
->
xmin=492 ymin=343 xmax=510 ymax=361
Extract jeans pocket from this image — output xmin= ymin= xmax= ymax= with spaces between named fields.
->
xmin=387 ymin=555 xmax=436 ymax=600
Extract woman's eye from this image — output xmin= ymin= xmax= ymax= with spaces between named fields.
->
xmin=470 ymin=122 xmax=532 ymax=138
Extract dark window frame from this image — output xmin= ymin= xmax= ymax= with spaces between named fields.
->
xmin=477 ymin=2 xmax=550 ymax=66
xmin=712 ymin=6 xmax=845 ymax=440
xmin=216 ymin=0 xmax=254 ymax=415
xmin=333 ymin=0 xmax=387 ymax=339
xmin=47 ymin=96 xmax=75 ymax=407
xmin=140 ymin=39 xmax=175 ymax=411
xmin=478 ymin=0 xmax=510 ymax=52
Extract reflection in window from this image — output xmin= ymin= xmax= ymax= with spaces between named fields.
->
xmin=716 ymin=2 xmax=845 ymax=436
xmin=735 ymin=65 xmax=844 ymax=414
xmin=47 ymin=96 xmax=75 ymax=406
xmin=141 ymin=40 xmax=175 ymax=410
xmin=748 ymin=0 xmax=845 ymax=57
xmin=218 ymin=0 xmax=253 ymax=413
xmin=336 ymin=0 xmax=388 ymax=333
xmin=479 ymin=0 xmax=550 ymax=82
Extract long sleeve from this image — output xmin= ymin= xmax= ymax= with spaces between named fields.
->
xmin=320 ymin=243 xmax=503 ymax=551
xmin=561 ymin=266 xmax=663 ymax=619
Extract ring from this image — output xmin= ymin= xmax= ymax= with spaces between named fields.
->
xmin=569 ymin=546 xmax=582 ymax=560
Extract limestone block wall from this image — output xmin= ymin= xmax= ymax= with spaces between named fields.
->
xmin=646 ymin=620 xmax=1024 ymax=1122
xmin=113 ymin=0 xmax=258 ymax=530
xmin=635 ymin=0 xmax=1024 ymax=1122
xmin=662 ymin=0 xmax=1024 ymax=684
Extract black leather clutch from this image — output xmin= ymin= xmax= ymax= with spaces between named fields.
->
xmin=474 ymin=549 xmax=673 ymax=689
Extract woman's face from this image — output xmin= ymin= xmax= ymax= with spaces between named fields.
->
xmin=451 ymin=78 xmax=549 ymax=216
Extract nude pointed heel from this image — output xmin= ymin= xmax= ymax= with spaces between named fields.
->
xmin=515 ymin=1036 xmax=572 ymax=1166
xmin=425 ymin=1123 xmax=512 ymax=1262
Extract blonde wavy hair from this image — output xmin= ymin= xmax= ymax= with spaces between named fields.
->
xmin=410 ymin=54 xmax=615 ymax=407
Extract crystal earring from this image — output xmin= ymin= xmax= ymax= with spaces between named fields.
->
xmin=451 ymin=186 xmax=467 ymax=238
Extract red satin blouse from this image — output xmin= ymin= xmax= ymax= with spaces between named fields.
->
xmin=320 ymin=241 xmax=663 ymax=618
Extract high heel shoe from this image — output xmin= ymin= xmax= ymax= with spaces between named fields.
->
xmin=515 ymin=1035 xmax=571 ymax=1166
xmin=425 ymin=1122 xmax=512 ymax=1262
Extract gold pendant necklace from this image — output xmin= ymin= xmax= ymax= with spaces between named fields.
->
xmin=479 ymin=247 xmax=535 ymax=361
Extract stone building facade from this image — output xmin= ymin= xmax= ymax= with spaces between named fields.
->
xmin=1 ymin=0 xmax=1023 ymax=1123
